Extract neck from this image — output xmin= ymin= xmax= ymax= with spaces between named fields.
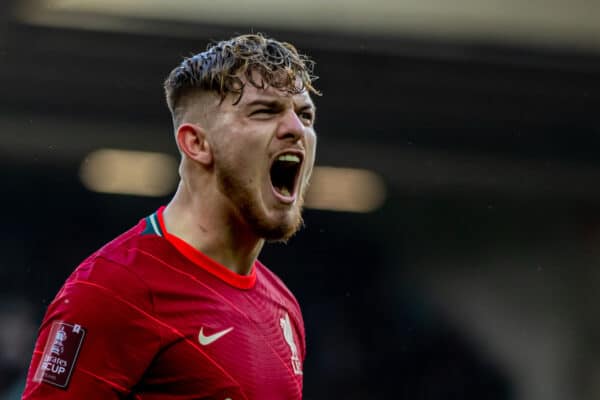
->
xmin=162 ymin=181 xmax=264 ymax=276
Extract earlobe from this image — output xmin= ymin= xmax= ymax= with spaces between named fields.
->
xmin=176 ymin=123 xmax=213 ymax=166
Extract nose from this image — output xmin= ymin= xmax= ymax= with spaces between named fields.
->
xmin=276 ymin=108 xmax=305 ymax=142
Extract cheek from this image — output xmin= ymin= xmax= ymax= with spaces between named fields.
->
xmin=213 ymin=131 xmax=248 ymax=163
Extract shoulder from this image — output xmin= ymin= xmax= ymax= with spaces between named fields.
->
xmin=37 ymin=224 xmax=165 ymax=360
xmin=255 ymin=261 xmax=300 ymax=306
xmin=22 ymin=214 xmax=169 ymax=398
xmin=255 ymin=261 xmax=304 ymax=326
xmin=255 ymin=261 xmax=307 ymax=360
xmin=59 ymin=216 xmax=164 ymax=313
xmin=76 ymin=211 xmax=179 ymax=286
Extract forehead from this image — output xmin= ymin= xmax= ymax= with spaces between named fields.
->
xmin=239 ymin=84 xmax=314 ymax=108
xmin=232 ymin=70 xmax=314 ymax=108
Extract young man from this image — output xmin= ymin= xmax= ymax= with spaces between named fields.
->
xmin=22 ymin=33 xmax=319 ymax=399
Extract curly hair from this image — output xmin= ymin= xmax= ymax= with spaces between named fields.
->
xmin=164 ymin=33 xmax=320 ymax=116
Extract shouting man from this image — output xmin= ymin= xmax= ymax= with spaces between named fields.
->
xmin=23 ymin=33 xmax=319 ymax=399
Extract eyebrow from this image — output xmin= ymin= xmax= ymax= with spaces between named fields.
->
xmin=245 ymin=98 xmax=316 ymax=112
xmin=297 ymin=103 xmax=316 ymax=113
xmin=245 ymin=99 xmax=284 ymax=109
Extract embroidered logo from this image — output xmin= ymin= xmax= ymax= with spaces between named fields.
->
xmin=280 ymin=312 xmax=302 ymax=375
xmin=198 ymin=326 xmax=234 ymax=346
xmin=34 ymin=321 xmax=86 ymax=389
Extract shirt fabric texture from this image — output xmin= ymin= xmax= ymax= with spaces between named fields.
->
xmin=22 ymin=207 xmax=305 ymax=399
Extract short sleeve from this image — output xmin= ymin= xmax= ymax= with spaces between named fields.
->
xmin=22 ymin=257 xmax=162 ymax=399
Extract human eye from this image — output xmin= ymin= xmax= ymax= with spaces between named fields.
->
xmin=249 ymin=107 xmax=277 ymax=118
xmin=298 ymin=110 xmax=314 ymax=124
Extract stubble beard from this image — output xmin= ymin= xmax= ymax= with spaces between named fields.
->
xmin=216 ymin=161 xmax=305 ymax=243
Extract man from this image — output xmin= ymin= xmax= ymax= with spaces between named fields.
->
xmin=22 ymin=33 xmax=319 ymax=399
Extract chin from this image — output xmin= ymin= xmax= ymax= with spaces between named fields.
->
xmin=264 ymin=219 xmax=304 ymax=243
xmin=215 ymin=165 xmax=305 ymax=242
xmin=251 ymin=207 xmax=305 ymax=243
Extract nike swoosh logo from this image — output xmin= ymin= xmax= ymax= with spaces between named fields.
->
xmin=198 ymin=326 xmax=234 ymax=346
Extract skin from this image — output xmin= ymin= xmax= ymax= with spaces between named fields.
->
xmin=163 ymin=73 xmax=317 ymax=276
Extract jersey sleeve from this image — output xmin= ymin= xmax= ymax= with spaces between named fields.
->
xmin=22 ymin=257 xmax=162 ymax=399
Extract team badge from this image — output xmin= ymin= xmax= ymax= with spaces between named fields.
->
xmin=34 ymin=321 xmax=86 ymax=388
xmin=280 ymin=312 xmax=302 ymax=375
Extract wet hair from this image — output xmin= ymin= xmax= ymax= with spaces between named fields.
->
xmin=164 ymin=33 xmax=320 ymax=118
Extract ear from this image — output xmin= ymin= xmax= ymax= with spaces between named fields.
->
xmin=176 ymin=123 xmax=213 ymax=166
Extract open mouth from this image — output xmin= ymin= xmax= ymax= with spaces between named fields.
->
xmin=270 ymin=153 xmax=302 ymax=199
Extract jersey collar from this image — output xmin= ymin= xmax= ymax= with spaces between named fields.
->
xmin=154 ymin=206 xmax=257 ymax=290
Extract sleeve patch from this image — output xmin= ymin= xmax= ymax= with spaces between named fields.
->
xmin=34 ymin=321 xmax=86 ymax=389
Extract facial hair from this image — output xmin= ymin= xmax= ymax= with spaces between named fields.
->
xmin=215 ymin=157 xmax=305 ymax=242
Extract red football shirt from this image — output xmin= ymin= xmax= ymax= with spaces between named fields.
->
xmin=23 ymin=207 xmax=305 ymax=399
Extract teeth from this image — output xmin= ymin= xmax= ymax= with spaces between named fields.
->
xmin=277 ymin=154 xmax=300 ymax=163
xmin=280 ymin=187 xmax=291 ymax=196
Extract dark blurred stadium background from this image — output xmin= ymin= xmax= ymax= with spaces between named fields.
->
xmin=2 ymin=0 xmax=600 ymax=399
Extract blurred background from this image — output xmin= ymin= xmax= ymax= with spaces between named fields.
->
xmin=2 ymin=0 xmax=600 ymax=399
